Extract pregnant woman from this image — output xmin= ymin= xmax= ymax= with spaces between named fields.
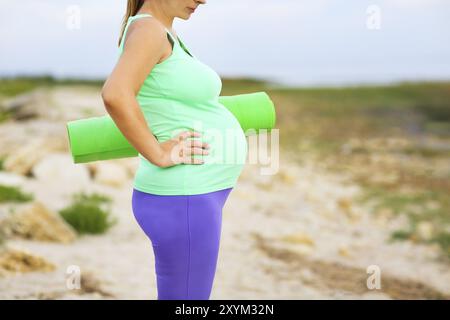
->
xmin=101 ymin=0 xmax=248 ymax=299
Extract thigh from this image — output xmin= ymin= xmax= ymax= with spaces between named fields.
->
xmin=131 ymin=187 xmax=233 ymax=299
xmin=187 ymin=187 xmax=233 ymax=247
xmin=131 ymin=188 xmax=188 ymax=246
xmin=182 ymin=187 xmax=233 ymax=299
xmin=131 ymin=187 xmax=232 ymax=245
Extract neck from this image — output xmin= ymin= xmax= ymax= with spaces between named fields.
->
xmin=138 ymin=1 xmax=175 ymax=30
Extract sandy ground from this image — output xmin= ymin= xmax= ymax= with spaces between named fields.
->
xmin=0 ymin=86 xmax=449 ymax=300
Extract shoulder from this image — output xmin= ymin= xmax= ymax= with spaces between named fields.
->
xmin=123 ymin=17 xmax=167 ymax=50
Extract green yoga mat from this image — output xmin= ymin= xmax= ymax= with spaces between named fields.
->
xmin=67 ymin=91 xmax=276 ymax=163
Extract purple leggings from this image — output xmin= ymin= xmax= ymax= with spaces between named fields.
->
xmin=131 ymin=187 xmax=233 ymax=300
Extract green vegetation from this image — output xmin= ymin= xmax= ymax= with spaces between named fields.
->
xmin=260 ymin=80 xmax=450 ymax=259
xmin=58 ymin=191 xmax=117 ymax=235
xmin=0 ymin=227 xmax=5 ymax=247
xmin=268 ymin=81 xmax=450 ymax=156
xmin=0 ymin=75 xmax=104 ymax=124
xmin=0 ymin=184 xmax=34 ymax=203
xmin=221 ymin=77 xmax=274 ymax=95
xmin=1 ymin=76 xmax=449 ymax=258
xmin=0 ymin=75 xmax=103 ymax=97
xmin=0 ymin=110 xmax=11 ymax=123
xmin=357 ymin=188 xmax=450 ymax=258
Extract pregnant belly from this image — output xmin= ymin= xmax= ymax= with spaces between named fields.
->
xmin=135 ymin=109 xmax=248 ymax=195
xmin=197 ymin=108 xmax=248 ymax=166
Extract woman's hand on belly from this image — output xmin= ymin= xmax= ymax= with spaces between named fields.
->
xmin=156 ymin=130 xmax=211 ymax=168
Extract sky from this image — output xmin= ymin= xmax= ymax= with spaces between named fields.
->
xmin=0 ymin=0 xmax=449 ymax=86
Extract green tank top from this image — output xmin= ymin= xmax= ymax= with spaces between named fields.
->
xmin=118 ymin=13 xmax=248 ymax=195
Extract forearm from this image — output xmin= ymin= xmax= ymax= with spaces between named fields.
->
xmin=103 ymin=95 xmax=162 ymax=166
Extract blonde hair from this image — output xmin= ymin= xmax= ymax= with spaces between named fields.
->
xmin=118 ymin=0 xmax=145 ymax=47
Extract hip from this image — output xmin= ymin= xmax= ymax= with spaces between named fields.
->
xmin=131 ymin=186 xmax=233 ymax=243
xmin=133 ymin=159 xmax=245 ymax=196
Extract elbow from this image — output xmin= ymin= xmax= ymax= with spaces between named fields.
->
xmin=101 ymin=80 xmax=135 ymax=111
xmin=101 ymin=86 xmax=120 ymax=111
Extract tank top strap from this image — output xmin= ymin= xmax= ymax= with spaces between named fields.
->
xmin=129 ymin=13 xmax=178 ymax=45
xmin=163 ymin=27 xmax=193 ymax=58
xmin=120 ymin=13 xmax=179 ymax=52
xmin=164 ymin=28 xmax=194 ymax=58
xmin=130 ymin=13 xmax=153 ymax=21
xmin=164 ymin=28 xmax=177 ymax=44
xmin=119 ymin=13 xmax=153 ymax=52
xmin=119 ymin=13 xmax=194 ymax=58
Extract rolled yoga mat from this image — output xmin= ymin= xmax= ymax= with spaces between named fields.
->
xmin=67 ymin=91 xmax=276 ymax=163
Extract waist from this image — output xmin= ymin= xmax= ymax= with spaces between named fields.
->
xmin=134 ymin=155 xmax=246 ymax=195
xmin=138 ymin=124 xmax=248 ymax=167
xmin=139 ymin=99 xmax=245 ymax=144
xmin=134 ymin=114 xmax=248 ymax=196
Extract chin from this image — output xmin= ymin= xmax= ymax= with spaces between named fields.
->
xmin=177 ymin=11 xmax=191 ymax=20
xmin=180 ymin=8 xmax=195 ymax=19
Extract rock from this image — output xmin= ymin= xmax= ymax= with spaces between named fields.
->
xmin=416 ymin=221 xmax=434 ymax=241
xmin=337 ymin=197 xmax=352 ymax=211
xmin=32 ymin=153 xmax=90 ymax=186
xmin=0 ymin=172 xmax=27 ymax=187
xmin=276 ymin=169 xmax=296 ymax=185
xmin=0 ymin=89 xmax=49 ymax=121
xmin=78 ymin=271 xmax=115 ymax=298
xmin=337 ymin=197 xmax=361 ymax=222
xmin=291 ymin=244 xmax=314 ymax=256
xmin=374 ymin=208 xmax=394 ymax=227
xmin=3 ymin=138 xmax=67 ymax=176
xmin=0 ymin=201 xmax=77 ymax=243
xmin=111 ymin=158 xmax=139 ymax=178
xmin=360 ymin=291 xmax=392 ymax=300
xmin=93 ymin=162 xmax=129 ymax=188
xmin=0 ymin=246 xmax=56 ymax=274
xmin=47 ymin=87 xmax=106 ymax=121
xmin=281 ymin=232 xmax=315 ymax=246
xmin=3 ymin=138 xmax=48 ymax=175
xmin=0 ymin=120 xmax=67 ymax=159
xmin=255 ymin=181 xmax=274 ymax=191
xmin=338 ymin=246 xmax=352 ymax=258
xmin=87 ymin=158 xmax=137 ymax=180
xmin=299 ymin=268 xmax=316 ymax=283
xmin=233 ymin=189 xmax=255 ymax=200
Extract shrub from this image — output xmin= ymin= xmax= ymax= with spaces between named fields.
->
xmin=0 ymin=184 xmax=34 ymax=203
xmin=59 ymin=191 xmax=117 ymax=235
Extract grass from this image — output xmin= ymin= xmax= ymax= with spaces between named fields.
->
xmin=0 ymin=75 xmax=270 ymax=100
xmin=0 ymin=227 xmax=5 ymax=247
xmin=0 ymin=110 xmax=11 ymax=123
xmin=220 ymin=77 xmax=274 ymax=95
xmin=265 ymin=80 xmax=450 ymax=260
xmin=0 ymin=184 xmax=34 ymax=203
xmin=356 ymin=187 xmax=450 ymax=258
xmin=0 ymin=75 xmax=104 ymax=124
xmin=1 ymin=76 xmax=449 ymax=258
xmin=0 ymin=75 xmax=103 ymax=98
xmin=58 ymin=191 xmax=117 ymax=235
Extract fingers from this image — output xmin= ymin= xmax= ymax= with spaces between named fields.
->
xmin=182 ymin=156 xmax=205 ymax=165
xmin=182 ymin=146 xmax=209 ymax=156
xmin=176 ymin=130 xmax=202 ymax=141
xmin=188 ymin=139 xmax=210 ymax=150
xmin=180 ymin=146 xmax=209 ymax=165
xmin=175 ymin=131 xmax=209 ymax=148
xmin=173 ymin=130 xmax=211 ymax=165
